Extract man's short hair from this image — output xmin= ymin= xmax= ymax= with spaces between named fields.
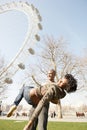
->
xmin=64 ymin=74 xmax=77 ymax=93
xmin=49 ymin=69 xmax=56 ymax=76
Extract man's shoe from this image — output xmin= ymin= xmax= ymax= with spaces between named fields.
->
xmin=7 ymin=105 xmax=17 ymax=117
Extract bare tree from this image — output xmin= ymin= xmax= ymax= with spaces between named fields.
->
xmin=25 ymin=36 xmax=84 ymax=118
xmin=79 ymin=51 xmax=87 ymax=89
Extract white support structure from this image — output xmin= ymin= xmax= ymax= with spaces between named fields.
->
xmin=0 ymin=1 xmax=42 ymax=85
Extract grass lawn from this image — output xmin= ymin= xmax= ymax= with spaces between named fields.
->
xmin=0 ymin=119 xmax=87 ymax=130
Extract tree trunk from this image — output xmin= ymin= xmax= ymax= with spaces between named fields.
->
xmin=57 ymin=100 xmax=62 ymax=118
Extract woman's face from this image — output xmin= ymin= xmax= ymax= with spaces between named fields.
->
xmin=57 ymin=78 xmax=68 ymax=88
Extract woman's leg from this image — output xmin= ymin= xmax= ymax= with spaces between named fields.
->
xmin=7 ymin=86 xmax=24 ymax=117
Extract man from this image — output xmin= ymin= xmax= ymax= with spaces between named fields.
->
xmin=37 ymin=69 xmax=56 ymax=130
xmin=7 ymin=73 xmax=77 ymax=130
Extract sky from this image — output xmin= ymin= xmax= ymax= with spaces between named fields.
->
xmin=0 ymin=0 xmax=87 ymax=107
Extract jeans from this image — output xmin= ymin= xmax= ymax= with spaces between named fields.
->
xmin=13 ymin=86 xmax=34 ymax=106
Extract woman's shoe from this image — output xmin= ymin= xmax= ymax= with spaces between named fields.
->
xmin=7 ymin=105 xmax=17 ymax=117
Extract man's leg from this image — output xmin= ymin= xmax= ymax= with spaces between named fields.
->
xmin=38 ymin=103 xmax=49 ymax=130
xmin=29 ymin=106 xmax=38 ymax=130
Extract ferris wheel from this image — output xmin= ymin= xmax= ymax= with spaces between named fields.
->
xmin=0 ymin=1 xmax=42 ymax=85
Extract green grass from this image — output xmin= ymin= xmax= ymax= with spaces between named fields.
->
xmin=0 ymin=119 xmax=27 ymax=130
xmin=0 ymin=119 xmax=87 ymax=130
xmin=48 ymin=121 xmax=87 ymax=130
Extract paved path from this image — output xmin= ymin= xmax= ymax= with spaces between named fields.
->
xmin=48 ymin=116 xmax=87 ymax=122
xmin=0 ymin=116 xmax=87 ymax=122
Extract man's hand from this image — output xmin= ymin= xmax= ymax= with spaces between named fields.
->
xmin=23 ymin=120 xmax=33 ymax=130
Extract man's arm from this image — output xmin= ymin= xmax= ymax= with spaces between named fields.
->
xmin=31 ymin=75 xmax=42 ymax=87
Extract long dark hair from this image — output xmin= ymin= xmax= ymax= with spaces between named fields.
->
xmin=64 ymin=74 xmax=77 ymax=93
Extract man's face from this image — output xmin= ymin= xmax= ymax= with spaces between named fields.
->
xmin=57 ymin=78 xmax=68 ymax=88
xmin=47 ymin=70 xmax=55 ymax=81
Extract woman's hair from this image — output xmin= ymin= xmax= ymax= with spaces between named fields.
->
xmin=64 ymin=74 xmax=77 ymax=93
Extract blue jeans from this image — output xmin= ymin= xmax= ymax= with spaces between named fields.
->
xmin=13 ymin=86 xmax=35 ymax=106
